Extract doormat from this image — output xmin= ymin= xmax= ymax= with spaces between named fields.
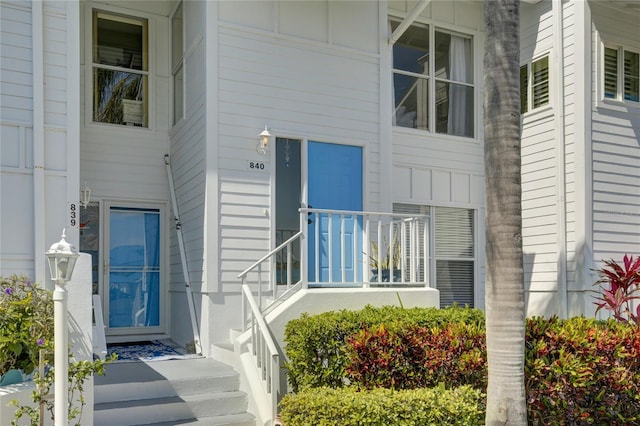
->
xmin=107 ymin=339 xmax=201 ymax=362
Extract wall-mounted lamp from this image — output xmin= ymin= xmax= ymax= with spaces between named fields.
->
xmin=80 ymin=182 xmax=92 ymax=208
xmin=257 ymin=126 xmax=272 ymax=155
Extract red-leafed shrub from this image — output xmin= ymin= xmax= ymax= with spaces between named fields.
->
xmin=593 ymin=255 xmax=640 ymax=326
xmin=345 ymin=322 xmax=486 ymax=390
xmin=336 ymin=312 xmax=640 ymax=424
xmin=525 ymin=316 xmax=640 ymax=425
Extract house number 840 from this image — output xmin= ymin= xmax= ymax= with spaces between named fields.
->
xmin=247 ymin=161 xmax=267 ymax=172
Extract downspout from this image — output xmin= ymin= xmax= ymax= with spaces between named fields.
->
xmin=553 ymin=0 xmax=568 ymax=318
xmin=66 ymin=1 xmax=81 ymax=247
xmin=33 ymin=0 xmax=46 ymax=285
xmin=379 ymin=0 xmax=392 ymax=211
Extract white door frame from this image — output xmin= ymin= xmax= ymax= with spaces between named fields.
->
xmin=102 ymin=200 xmax=167 ymax=338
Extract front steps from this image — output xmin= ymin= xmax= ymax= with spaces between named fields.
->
xmin=94 ymin=358 xmax=255 ymax=426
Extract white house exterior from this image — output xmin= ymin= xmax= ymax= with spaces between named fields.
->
xmin=1 ymin=0 xmax=639 ymax=421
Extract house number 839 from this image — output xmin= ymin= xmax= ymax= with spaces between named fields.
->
xmin=69 ymin=203 xmax=77 ymax=228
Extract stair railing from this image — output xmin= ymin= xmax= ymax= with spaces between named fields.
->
xmin=238 ymin=231 xmax=303 ymax=310
xmin=241 ymin=284 xmax=279 ymax=425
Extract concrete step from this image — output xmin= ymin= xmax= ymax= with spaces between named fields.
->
xmin=95 ymin=358 xmax=254 ymax=426
xmin=133 ymin=412 xmax=256 ymax=426
xmin=95 ymin=358 xmax=240 ymax=404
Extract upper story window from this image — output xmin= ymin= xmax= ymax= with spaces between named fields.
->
xmin=604 ymin=46 xmax=639 ymax=103
xmin=520 ymin=55 xmax=549 ymax=114
xmin=391 ymin=19 xmax=474 ymax=138
xmin=172 ymin=3 xmax=184 ymax=125
xmin=93 ymin=11 xmax=148 ymax=127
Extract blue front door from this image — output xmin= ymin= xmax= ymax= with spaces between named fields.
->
xmin=308 ymin=141 xmax=363 ymax=283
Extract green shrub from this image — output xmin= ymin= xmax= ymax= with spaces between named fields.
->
xmin=286 ymin=307 xmax=640 ymax=424
xmin=345 ymin=322 xmax=486 ymax=390
xmin=0 ymin=274 xmax=54 ymax=376
xmin=284 ymin=305 xmax=484 ymax=391
xmin=279 ymin=385 xmax=485 ymax=426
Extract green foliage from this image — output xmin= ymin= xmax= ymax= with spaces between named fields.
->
xmin=1 ymin=274 xmax=117 ymax=425
xmin=11 ymin=352 xmax=117 ymax=426
xmin=285 ymin=307 xmax=640 ymax=424
xmin=525 ymin=316 xmax=640 ymax=425
xmin=279 ymin=385 xmax=485 ymax=426
xmin=0 ymin=275 xmax=54 ymax=376
xmin=283 ymin=305 xmax=484 ymax=391
xmin=592 ymin=255 xmax=640 ymax=326
xmin=345 ymin=322 xmax=486 ymax=390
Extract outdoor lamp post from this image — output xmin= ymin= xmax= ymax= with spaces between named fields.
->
xmin=45 ymin=229 xmax=79 ymax=426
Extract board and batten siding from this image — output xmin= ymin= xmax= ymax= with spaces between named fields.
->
xmin=1 ymin=1 xmax=77 ymax=280
xmin=216 ymin=1 xmax=381 ymax=295
xmin=590 ymin=3 xmax=640 ymax=275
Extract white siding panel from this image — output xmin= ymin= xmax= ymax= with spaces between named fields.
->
xmin=43 ymin=128 xmax=67 ymax=171
xmin=1 ymin=124 xmax=21 ymax=167
xmin=393 ymin=133 xmax=484 ymax=174
xmin=218 ymin=1 xmax=274 ymax=31
xmin=393 ymin=166 xmax=412 ymax=200
xmin=0 ymin=0 xmax=32 ymax=124
xmin=331 ymin=1 xmax=378 ymax=53
xmin=278 ymin=1 xmax=328 ymax=43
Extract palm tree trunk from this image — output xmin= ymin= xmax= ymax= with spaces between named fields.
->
xmin=483 ymin=0 xmax=527 ymax=424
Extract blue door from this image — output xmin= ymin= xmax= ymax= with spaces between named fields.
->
xmin=308 ymin=142 xmax=363 ymax=283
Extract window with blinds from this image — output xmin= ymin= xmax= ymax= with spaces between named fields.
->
xmin=435 ymin=207 xmax=474 ymax=307
xmin=393 ymin=204 xmax=475 ymax=307
xmin=604 ymin=45 xmax=640 ymax=103
xmin=520 ymin=55 xmax=550 ymax=114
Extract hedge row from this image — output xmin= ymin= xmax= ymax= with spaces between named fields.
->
xmin=279 ymin=385 xmax=485 ymax=426
xmin=284 ymin=305 xmax=484 ymax=392
xmin=284 ymin=306 xmax=640 ymax=424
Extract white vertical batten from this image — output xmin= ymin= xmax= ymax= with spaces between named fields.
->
xmin=66 ymin=0 xmax=81 ymax=247
xmin=379 ymin=0 xmax=392 ymax=211
xmin=33 ymin=0 xmax=46 ymax=285
xmin=552 ymin=0 xmax=568 ymax=318
xmin=573 ymin=0 xmax=593 ymax=314
xmin=204 ymin=0 xmax=220 ymax=299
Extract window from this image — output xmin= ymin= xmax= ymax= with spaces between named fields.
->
xmin=93 ymin=11 xmax=148 ymax=127
xmin=604 ymin=46 xmax=639 ymax=103
xmin=520 ymin=55 xmax=549 ymax=114
xmin=391 ymin=19 xmax=474 ymax=138
xmin=394 ymin=203 xmax=475 ymax=307
xmin=172 ymin=3 xmax=184 ymax=124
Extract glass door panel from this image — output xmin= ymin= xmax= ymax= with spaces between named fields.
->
xmin=108 ymin=207 xmax=160 ymax=329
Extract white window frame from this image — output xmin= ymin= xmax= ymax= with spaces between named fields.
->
xmin=171 ymin=1 xmax=185 ymax=126
xmin=85 ymin=6 xmax=153 ymax=130
xmin=390 ymin=18 xmax=476 ymax=139
xmin=602 ymin=44 xmax=640 ymax=104
xmin=520 ymin=54 xmax=550 ymax=114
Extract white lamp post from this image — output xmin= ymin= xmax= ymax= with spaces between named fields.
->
xmin=45 ymin=229 xmax=79 ymax=426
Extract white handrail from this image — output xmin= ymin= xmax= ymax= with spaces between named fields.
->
xmin=238 ymin=231 xmax=303 ymax=280
xmin=241 ymin=284 xmax=280 ymax=424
